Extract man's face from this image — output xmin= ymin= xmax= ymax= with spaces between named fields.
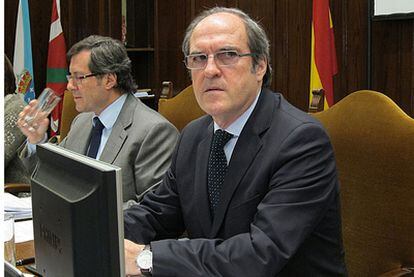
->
xmin=67 ymin=50 xmax=111 ymax=115
xmin=189 ymin=12 xmax=267 ymax=128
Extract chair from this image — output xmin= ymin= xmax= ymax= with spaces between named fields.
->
xmin=158 ymin=81 xmax=205 ymax=131
xmin=312 ymin=90 xmax=414 ymax=276
xmin=58 ymin=90 xmax=79 ymax=142
xmin=308 ymin=88 xmax=325 ymax=113
xmin=4 ymin=183 xmax=30 ymax=195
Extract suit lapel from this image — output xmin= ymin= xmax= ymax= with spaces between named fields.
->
xmin=210 ymin=89 xmax=274 ymax=237
xmin=194 ymin=122 xmax=214 ymax=236
xmin=65 ymin=114 xmax=93 ymax=155
xmin=100 ymin=93 xmax=135 ymax=163
xmin=78 ymin=129 xmax=93 ymax=155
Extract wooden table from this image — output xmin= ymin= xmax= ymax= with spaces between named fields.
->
xmin=16 ymin=240 xmax=35 ymax=274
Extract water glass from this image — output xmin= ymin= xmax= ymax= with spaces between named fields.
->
xmin=23 ymin=88 xmax=61 ymax=130
xmin=3 ymin=214 xmax=16 ymax=266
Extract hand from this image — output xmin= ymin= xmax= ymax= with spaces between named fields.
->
xmin=124 ymin=239 xmax=145 ymax=276
xmin=17 ymin=100 xmax=49 ymax=144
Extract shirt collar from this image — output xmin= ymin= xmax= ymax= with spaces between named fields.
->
xmin=93 ymin=94 xmax=127 ymax=129
xmin=214 ymin=88 xmax=261 ymax=137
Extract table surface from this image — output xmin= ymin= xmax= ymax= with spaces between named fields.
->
xmin=16 ymin=240 xmax=35 ymax=274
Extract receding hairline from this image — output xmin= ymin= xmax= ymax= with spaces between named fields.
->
xmin=189 ymin=12 xmax=248 ymax=48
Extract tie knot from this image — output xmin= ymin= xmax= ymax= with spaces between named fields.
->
xmin=212 ymin=129 xmax=233 ymax=148
xmin=93 ymin=117 xmax=105 ymax=131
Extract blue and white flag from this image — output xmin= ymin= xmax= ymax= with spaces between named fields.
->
xmin=13 ymin=0 xmax=35 ymax=103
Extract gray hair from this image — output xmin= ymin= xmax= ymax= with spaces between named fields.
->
xmin=182 ymin=7 xmax=272 ymax=87
xmin=67 ymin=35 xmax=137 ymax=94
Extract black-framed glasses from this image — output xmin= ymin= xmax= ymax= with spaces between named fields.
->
xmin=66 ymin=73 xmax=99 ymax=86
xmin=183 ymin=50 xmax=257 ymax=70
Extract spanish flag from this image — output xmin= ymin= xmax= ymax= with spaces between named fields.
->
xmin=310 ymin=0 xmax=337 ymax=109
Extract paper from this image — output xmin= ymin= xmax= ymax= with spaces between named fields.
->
xmin=134 ymin=91 xmax=150 ymax=98
xmin=134 ymin=89 xmax=155 ymax=98
xmin=15 ymin=220 xmax=34 ymax=243
xmin=4 ymin=193 xmax=32 ymax=220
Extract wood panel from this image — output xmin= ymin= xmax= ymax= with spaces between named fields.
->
xmin=5 ymin=0 xmax=52 ymax=95
xmin=285 ymin=1 xmax=312 ymax=110
xmin=4 ymin=0 xmax=414 ymax=117
xmin=5 ymin=0 xmax=121 ymax=97
xmin=371 ymin=20 xmax=414 ymax=115
xmin=62 ymin=0 xmax=121 ymax=45
xmin=157 ymin=0 xmax=191 ymax=96
xmin=338 ymin=0 xmax=369 ymax=98
xmin=273 ymin=0 xmax=289 ymax=101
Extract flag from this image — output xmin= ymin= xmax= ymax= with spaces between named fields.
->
xmin=310 ymin=0 xmax=338 ymax=110
xmin=121 ymin=0 xmax=127 ymax=45
xmin=13 ymin=0 xmax=35 ymax=103
xmin=47 ymin=0 xmax=68 ymax=136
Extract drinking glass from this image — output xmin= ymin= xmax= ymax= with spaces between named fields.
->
xmin=23 ymin=88 xmax=61 ymax=130
xmin=3 ymin=214 xmax=16 ymax=265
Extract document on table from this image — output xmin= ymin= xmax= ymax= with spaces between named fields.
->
xmin=15 ymin=220 xmax=34 ymax=243
xmin=4 ymin=192 xmax=32 ymax=220
xmin=134 ymin=89 xmax=154 ymax=98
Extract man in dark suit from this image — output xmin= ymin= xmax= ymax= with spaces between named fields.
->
xmin=124 ymin=7 xmax=347 ymax=276
xmin=17 ymin=35 xmax=179 ymax=207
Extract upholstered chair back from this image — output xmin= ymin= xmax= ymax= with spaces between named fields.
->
xmin=158 ymin=85 xmax=205 ymax=131
xmin=312 ymin=90 xmax=414 ymax=276
xmin=59 ymin=90 xmax=79 ymax=142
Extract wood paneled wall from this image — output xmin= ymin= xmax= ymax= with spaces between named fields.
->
xmin=4 ymin=0 xmax=121 ymax=96
xmin=5 ymin=0 xmax=414 ymax=117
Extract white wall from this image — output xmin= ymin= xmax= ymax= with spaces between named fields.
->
xmin=374 ymin=0 xmax=414 ymax=16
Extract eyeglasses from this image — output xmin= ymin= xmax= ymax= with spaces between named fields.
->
xmin=66 ymin=73 xmax=99 ymax=86
xmin=183 ymin=50 xmax=257 ymax=70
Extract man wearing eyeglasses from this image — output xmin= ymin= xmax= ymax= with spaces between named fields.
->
xmin=17 ymin=35 xmax=179 ymax=208
xmin=124 ymin=7 xmax=346 ymax=276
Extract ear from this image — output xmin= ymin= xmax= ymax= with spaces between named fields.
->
xmin=255 ymin=58 xmax=267 ymax=82
xmin=104 ymin=73 xmax=117 ymax=90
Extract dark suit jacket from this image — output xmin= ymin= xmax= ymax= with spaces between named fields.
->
xmin=124 ymin=89 xmax=347 ymax=276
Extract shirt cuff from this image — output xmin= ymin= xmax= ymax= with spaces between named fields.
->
xmin=26 ymin=134 xmax=48 ymax=156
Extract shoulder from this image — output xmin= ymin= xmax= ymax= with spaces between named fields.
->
xmin=179 ymin=114 xmax=212 ymax=142
xmin=5 ymin=94 xmax=26 ymax=113
xmin=263 ymin=89 xmax=324 ymax=133
xmin=246 ymin=89 xmax=330 ymax=152
xmin=73 ymin=111 xmax=93 ymax=121
xmin=125 ymin=96 xmax=179 ymax=134
xmin=70 ymin=112 xmax=94 ymax=129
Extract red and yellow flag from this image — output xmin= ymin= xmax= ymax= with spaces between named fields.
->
xmin=310 ymin=0 xmax=338 ymax=109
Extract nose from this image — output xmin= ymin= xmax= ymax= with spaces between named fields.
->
xmin=203 ymin=55 xmax=221 ymax=78
xmin=66 ymin=78 xmax=77 ymax=91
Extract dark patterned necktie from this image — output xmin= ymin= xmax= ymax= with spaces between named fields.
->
xmin=208 ymin=129 xmax=233 ymax=217
xmin=87 ymin=117 xmax=105 ymax=158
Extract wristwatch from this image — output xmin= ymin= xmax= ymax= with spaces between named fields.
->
xmin=136 ymin=244 xmax=153 ymax=276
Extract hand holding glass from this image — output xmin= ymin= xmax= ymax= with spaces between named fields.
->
xmin=23 ymin=88 xmax=61 ymax=131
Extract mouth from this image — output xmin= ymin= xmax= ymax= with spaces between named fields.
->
xmin=204 ymin=87 xmax=224 ymax=93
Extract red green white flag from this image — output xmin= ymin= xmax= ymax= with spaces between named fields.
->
xmin=47 ymin=0 xmax=68 ymax=136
